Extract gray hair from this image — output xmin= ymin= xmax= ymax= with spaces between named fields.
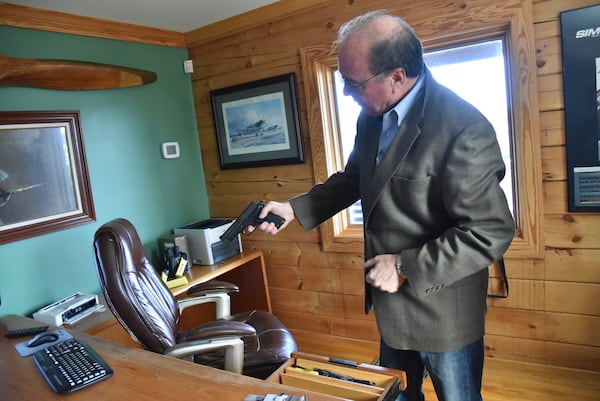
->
xmin=332 ymin=10 xmax=423 ymax=77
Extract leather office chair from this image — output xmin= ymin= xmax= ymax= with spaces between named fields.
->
xmin=93 ymin=218 xmax=297 ymax=379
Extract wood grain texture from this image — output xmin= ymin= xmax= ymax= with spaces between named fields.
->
xmin=0 ymin=315 xmax=341 ymax=401
xmin=0 ymin=3 xmax=186 ymax=47
xmin=438 ymin=357 xmax=600 ymax=401
xmin=3 ymin=0 xmax=599 ymax=374
xmin=0 ymin=55 xmax=156 ymax=90
xmin=187 ymin=0 xmax=599 ymax=372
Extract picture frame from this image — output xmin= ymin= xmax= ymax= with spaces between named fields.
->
xmin=0 ymin=110 xmax=95 ymax=244
xmin=210 ymin=73 xmax=304 ymax=169
xmin=560 ymin=4 xmax=600 ymax=212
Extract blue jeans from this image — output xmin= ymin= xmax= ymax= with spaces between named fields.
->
xmin=379 ymin=337 xmax=484 ymax=401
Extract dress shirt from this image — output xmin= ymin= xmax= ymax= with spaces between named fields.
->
xmin=376 ymin=72 xmax=425 ymax=166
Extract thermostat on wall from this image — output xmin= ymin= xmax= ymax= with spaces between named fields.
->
xmin=161 ymin=142 xmax=180 ymax=159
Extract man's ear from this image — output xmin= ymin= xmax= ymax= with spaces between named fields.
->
xmin=389 ymin=67 xmax=408 ymax=92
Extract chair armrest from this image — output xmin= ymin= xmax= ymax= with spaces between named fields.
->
xmin=185 ymin=320 xmax=256 ymax=341
xmin=186 ymin=280 xmax=239 ymax=296
xmin=166 ymin=320 xmax=254 ymax=374
xmin=176 ymin=293 xmax=230 ymax=318
xmin=164 ymin=337 xmax=245 ymax=374
xmin=177 ymin=280 xmax=240 ymax=318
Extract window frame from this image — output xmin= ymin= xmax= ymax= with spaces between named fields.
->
xmin=299 ymin=17 xmax=543 ymax=258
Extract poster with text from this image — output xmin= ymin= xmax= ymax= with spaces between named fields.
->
xmin=561 ymin=4 xmax=600 ymax=212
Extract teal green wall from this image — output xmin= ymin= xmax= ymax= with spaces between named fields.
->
xmin=0 ymin=26 xmax=210 ymax=316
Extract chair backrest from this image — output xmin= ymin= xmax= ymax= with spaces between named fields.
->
xmin=93 ymin=218 xmax=179 ymax=353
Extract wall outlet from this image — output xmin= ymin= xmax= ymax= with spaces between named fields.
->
xmin=183 ymin=59 xmax=193 ymax=74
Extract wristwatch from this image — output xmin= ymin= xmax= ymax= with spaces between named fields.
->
xmin=396 ymin=254 xmax=406 ymax=277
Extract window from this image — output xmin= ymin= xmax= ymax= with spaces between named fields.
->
xmin=334 ymin=39 xmax=514 ymax=226
xmin=300 ymin=16 xmax=543 ymax=258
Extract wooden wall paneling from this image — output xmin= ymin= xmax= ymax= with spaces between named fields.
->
xmin=491 ymin=257 xmax=546 ymax=280
xmin=485 ymin=334 xmax=600 ymax=371
xmin=202 ymin=157 xmax=315 ymax=184
xmin=544 ymin=248 xmax=600 ymax=283
xmin=544 ymin=214 xmax=600 ymax=248
xmin=261 ymin=245 xmax=365 ymax=294
xmin=533 ymin=18 xmax=560 ymax=38
xmin=204 ymin=170 xmax=313 ymax=193
xmin=541 ymin=146 xmax=566 ymax=181
xmin=543 ymin=181 xmax=568 ymax=214
xmin=206 ymin=179 xmax=313 ymax=199
xmin=243 ymin=240 xmax=317 ymax=265
xmin=535 ymin=27 xmax=561 ymax=71
xmin=534 ymin=33 xmax=562 ymax=75
xmin=275 ymin=310 xmax=379 ymax=343
xmin=537 ymin=73 xmax=563 ymax=111
xmin=539 ymin=110 xmax=565 ymax=147
xmin=266 ymin=263 xmax=365 ymax=295
xmin=208 ymin=193 xmax=306 ymax=212
xmin=292 ymin=330 xmax=380 ymax=365
xmin=545 ymin=282 xmax=600 ymax=315
xmin=488 ymin=278 xmax=546 ymax=310
xmin=0 ymin=3 xmax=186 ymax=47
xmin=486 ymin=307 xmax=600 ymax=348
xmin=185 ymin=0 xmax=331 ymax=46
xmin=532 ymin=0 xmax=600 ymax=22
xmin=269 ymin=287 xmax=366 ymax=321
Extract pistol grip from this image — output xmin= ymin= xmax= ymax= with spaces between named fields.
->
xmin=256 ymin=212 xmax=285 ymax=228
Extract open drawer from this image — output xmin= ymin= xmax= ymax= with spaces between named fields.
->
xmin=266 ymin=352 xmax=407 ymax=401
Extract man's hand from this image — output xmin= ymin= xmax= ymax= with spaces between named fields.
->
xmin=364 ymin=254 xmax=406 ymax=293
xmin=246 ymin=201 xmax=295 ymax=235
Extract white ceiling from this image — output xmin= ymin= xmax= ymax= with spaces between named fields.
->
xmin=5 ymin=0 xmax=280 ymax=32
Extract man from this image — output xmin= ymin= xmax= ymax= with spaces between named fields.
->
xmin=249 ymin=10 xmax=515 ymax=401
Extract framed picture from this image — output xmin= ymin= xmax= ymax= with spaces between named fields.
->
xmin=0 ymin=110 xmax=95 ymax=244
xmin=560 ymin=4 xmax=600 ymax=212
xmin=210 ymin=73 xmax=304 ymax=169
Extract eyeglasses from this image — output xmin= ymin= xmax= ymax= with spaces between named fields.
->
xmin=343 ymin=71 xmax=383 ymax=93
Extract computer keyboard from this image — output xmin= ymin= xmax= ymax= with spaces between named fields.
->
xmin=33 ymin=337 xmax=114 ymax=394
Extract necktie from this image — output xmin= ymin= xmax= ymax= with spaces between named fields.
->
xmin=376 ymin=109 xmax=398 ymax=166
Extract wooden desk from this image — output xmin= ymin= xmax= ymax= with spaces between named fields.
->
xmin=175 ymin=250 xmax=272 ymax=313
xmin=0 ymin=315 xmax=338 ymax=401
xmin=173 ymin=250 xmax=272 ymax=330
xmin=69 ymin=250 xmax=271 ymax=343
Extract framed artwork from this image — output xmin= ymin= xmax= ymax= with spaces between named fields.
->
xmin=560 ymin=4 xmax=600 ymax=212
xmin=0 ymin=110 xmax=95 ymax=244
xmin=210 ymin=73 xmax=304 ymax=169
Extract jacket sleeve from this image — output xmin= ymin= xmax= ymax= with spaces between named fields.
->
xmin=290 ymin=146 xmax=361 ymax=232
xmin=402 ymin=118 xmax=515 ymax=295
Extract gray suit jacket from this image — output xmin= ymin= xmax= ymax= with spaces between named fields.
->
xmin=290 ymin=68 xmax=515 ymax=352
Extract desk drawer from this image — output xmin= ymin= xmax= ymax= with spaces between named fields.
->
xmin=267 ymin=352 xmax=406 ymax=401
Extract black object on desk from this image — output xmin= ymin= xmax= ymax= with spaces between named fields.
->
xmin=33 ymin=337 xmax=114 ymax=393
xmin=4 ymin=325 xmax=48 ymax=338
xmin=27 ymin=331 xmax=58 ymax=347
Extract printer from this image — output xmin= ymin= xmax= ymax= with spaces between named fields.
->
xmin=173 ymin=218 xmax=242 ymax=265
xmin=33 ymin=292 xmax=103 ymax=326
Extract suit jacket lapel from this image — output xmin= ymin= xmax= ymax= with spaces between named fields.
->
xmin=358 ymin=114 xmax=381 ymax=192
xmin=361 ymin=87 xmax=425 ymax=221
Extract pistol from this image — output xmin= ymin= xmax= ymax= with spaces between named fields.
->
xmin=220 ymin=201 xmax=285 ymax=242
